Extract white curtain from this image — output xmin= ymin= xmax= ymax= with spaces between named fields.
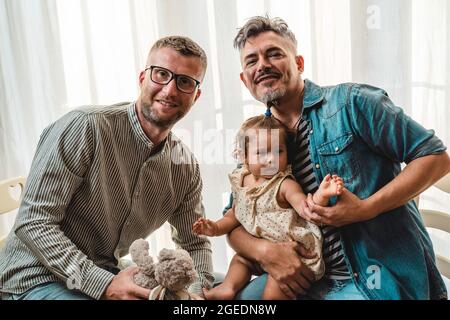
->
xmin=1 ymin=0 xmax=449 ymax=273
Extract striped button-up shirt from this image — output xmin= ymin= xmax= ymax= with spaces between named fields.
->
xmin=0 ymin=102 xmax=213 ymax=299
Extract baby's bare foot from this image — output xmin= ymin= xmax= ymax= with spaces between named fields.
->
xmin=203 ymin=284 xmax=237 ymax=300
xmin=319 ymin=174 xmax=345 ymax=198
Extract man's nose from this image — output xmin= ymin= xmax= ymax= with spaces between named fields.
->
xmin=161 ymin=78 xmax=178 ymax=95
xmin=257 ymin=57 xmax=272 ymax=73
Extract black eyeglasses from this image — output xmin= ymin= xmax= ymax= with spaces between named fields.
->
xmin=144 ymin=65 xmax=200 ymax=94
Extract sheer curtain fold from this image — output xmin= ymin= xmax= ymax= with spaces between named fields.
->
xmin=1 ymin=0 xmax=449 ymax=271
xmin=0 ymin=0 xmax=66 ymax=178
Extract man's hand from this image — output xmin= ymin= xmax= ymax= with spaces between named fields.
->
xmin=305 ymin=188 xmax=375 ymax=227
xmin=102 ymin=266 xmax=151 ymax=300
xmin=258 ymin=241 xmax=316 ymax=299
xmin=296 ymin=196 xmax=323 ymax=222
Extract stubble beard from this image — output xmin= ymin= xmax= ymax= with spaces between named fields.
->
xmin=260 ymin=86 xmax=287 ymax=106
xmin=140 ymin=100 xmax=183 ymax=129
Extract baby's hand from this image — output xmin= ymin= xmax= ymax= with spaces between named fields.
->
xmin=318 ymin=174 xmax=345 ymax=198
xmin=192 ymin=218 xmax=219 ymax=237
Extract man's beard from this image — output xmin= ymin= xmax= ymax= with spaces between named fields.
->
xmin=260 ymin=86 xmax=286 ymax=106
xmin=141 ymin=101 xmax=183 ymax=129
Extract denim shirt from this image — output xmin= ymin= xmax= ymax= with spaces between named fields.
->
xmin=224 ymin=79 xmax=447 ymax=300
xmin=300 ymin=79 xmax=447 ymax=300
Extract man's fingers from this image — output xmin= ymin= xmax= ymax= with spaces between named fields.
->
xmin=304 ymin=207 xmax=324 ymax=225
xmin=286 ymin=279 xmax=306 ymax=297
xmin=301 ymin=200 xmax=320 ymax=221
xmin=294 ymin=243 xmax=317 ymax=259
xmin=305 ymin=193 xmax=328 ymax=224
xmin=121 ymin=266 xmax=140 ymax=276
xmin=130 ymin=284 xmax=151 ymax=300
xmin=310 ymin=215 xmax=324 ymax=225
xmin=306 ymin=193 xmax=325 ymax=214
xmin=300 ymin=266 xmax=315 ymax=282
xmin=307 ymin=200 xmax=326 ymax=216
xmin=294 ymin=275 xmax=311 ymax=292
xmin=279 ymin=283 xmax=297 ymax=300
xmin=305 ymin=194 xmax=322 ymax=216
xmin=297 ymin=201 xmax=311 ymax=221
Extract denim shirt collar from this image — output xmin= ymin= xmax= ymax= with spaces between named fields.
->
xmin=303 ymin=79 xmax=324 ymax=110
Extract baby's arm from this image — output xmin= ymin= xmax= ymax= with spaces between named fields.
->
xmin=313 ymin=174 xmax=344 ymax=206
xmin=278 ymin=178 xmax=308 ymax=214
xmin=192 ymin=208 xmax=240 ymax=237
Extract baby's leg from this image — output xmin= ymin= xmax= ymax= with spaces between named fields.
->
xmin=204 ymin=254 xmax=253 ymax=300
xmin=262 ymin=274 xmax=292 ymax=300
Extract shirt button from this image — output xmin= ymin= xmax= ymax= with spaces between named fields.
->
xmin=335 ymin=147 xmax=339 ymax=152
xmin=353 ymin=272 xmax=358 ymax=278
xmin=315 ymin=164 xmax=320 ymax=169
xmin=310 ymin=130 xmax=314 ymax=134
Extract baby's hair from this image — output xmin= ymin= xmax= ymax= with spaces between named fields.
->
xmin=234 ymin=115 xmax=290 ymax=163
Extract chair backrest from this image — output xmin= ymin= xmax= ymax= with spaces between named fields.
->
xmin=0 ymin=176 xmax=26 ymax=248
xmin=418 ymin=173 xmax=450 ymax=279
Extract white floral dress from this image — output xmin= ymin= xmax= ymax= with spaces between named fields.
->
xmin=229 ymin=166 xmax=325 ymax=280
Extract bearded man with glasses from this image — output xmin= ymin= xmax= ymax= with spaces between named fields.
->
xmin=0 ymin=36 xmax=213 ymax=300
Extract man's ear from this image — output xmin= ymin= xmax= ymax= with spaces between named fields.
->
xmin=139 ymin=71 xmax=146 ymax=86
xmin=240 ymin=72 xmax=249 ymax=88
xmin=194 ymin=88 xmax=202 ymax=102
xmin=296 ymin=55 xmax=305 ymax=73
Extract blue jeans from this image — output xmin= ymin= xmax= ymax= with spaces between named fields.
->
xmin=235 ymin=274 xmax=366 ymax=300
xmin=2 ymin=282 xmax=92 ymax=300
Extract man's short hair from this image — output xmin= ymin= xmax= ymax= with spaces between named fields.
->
xmin=233 ymin=16 xmax=297 ymax=53
xmin=151 ymin=36 xmax=207 ymax=72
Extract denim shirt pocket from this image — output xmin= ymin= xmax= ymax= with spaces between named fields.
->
xmin=318 ymin=132 xmax=360 ymax=183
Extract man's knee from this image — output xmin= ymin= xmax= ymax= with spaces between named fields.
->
xmin=15 ymin=282 xmax=92 ymax=300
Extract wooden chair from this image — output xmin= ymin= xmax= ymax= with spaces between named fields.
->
xmin=416 ymin=173 xmax=450 ymax=280
xmin=0 ymin=176 xmax=26 ymax=248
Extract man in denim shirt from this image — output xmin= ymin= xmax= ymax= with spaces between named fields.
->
xmin=225 ymin=16 xmax=450 ymax=300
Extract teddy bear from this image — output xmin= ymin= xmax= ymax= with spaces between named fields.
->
xmin=129 ymin=238 xmax=198 ymax=300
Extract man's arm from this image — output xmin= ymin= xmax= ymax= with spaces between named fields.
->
xmin=306 ymin=153 xmax=450 ymax=227
xmin=304 ymin=84 xmax=450 ymax=226
xmin=368 ymin=153 xmax=450 ymax=212
xmin=14 ymin=111 xmax=118 ymax=299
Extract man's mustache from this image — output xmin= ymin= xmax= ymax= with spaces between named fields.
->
xmin=255 ymin=69 xmax=281 ymax=84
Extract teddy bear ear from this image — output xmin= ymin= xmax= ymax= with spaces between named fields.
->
xmin=176 ymin=249 xmax=191 ymax=259
xmin=157 ymin=248 xmax=176 ymax=261
xmin=129 ymin=238 xmax=150 ymax=262
xmin=130 ymin=238 xmax=149 ymax=251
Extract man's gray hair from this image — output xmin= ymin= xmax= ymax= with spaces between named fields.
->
xmin=151 ymin=36 xmax=207 ymax=72
xmin=233 ymin=16 xmax=297 ymax=51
